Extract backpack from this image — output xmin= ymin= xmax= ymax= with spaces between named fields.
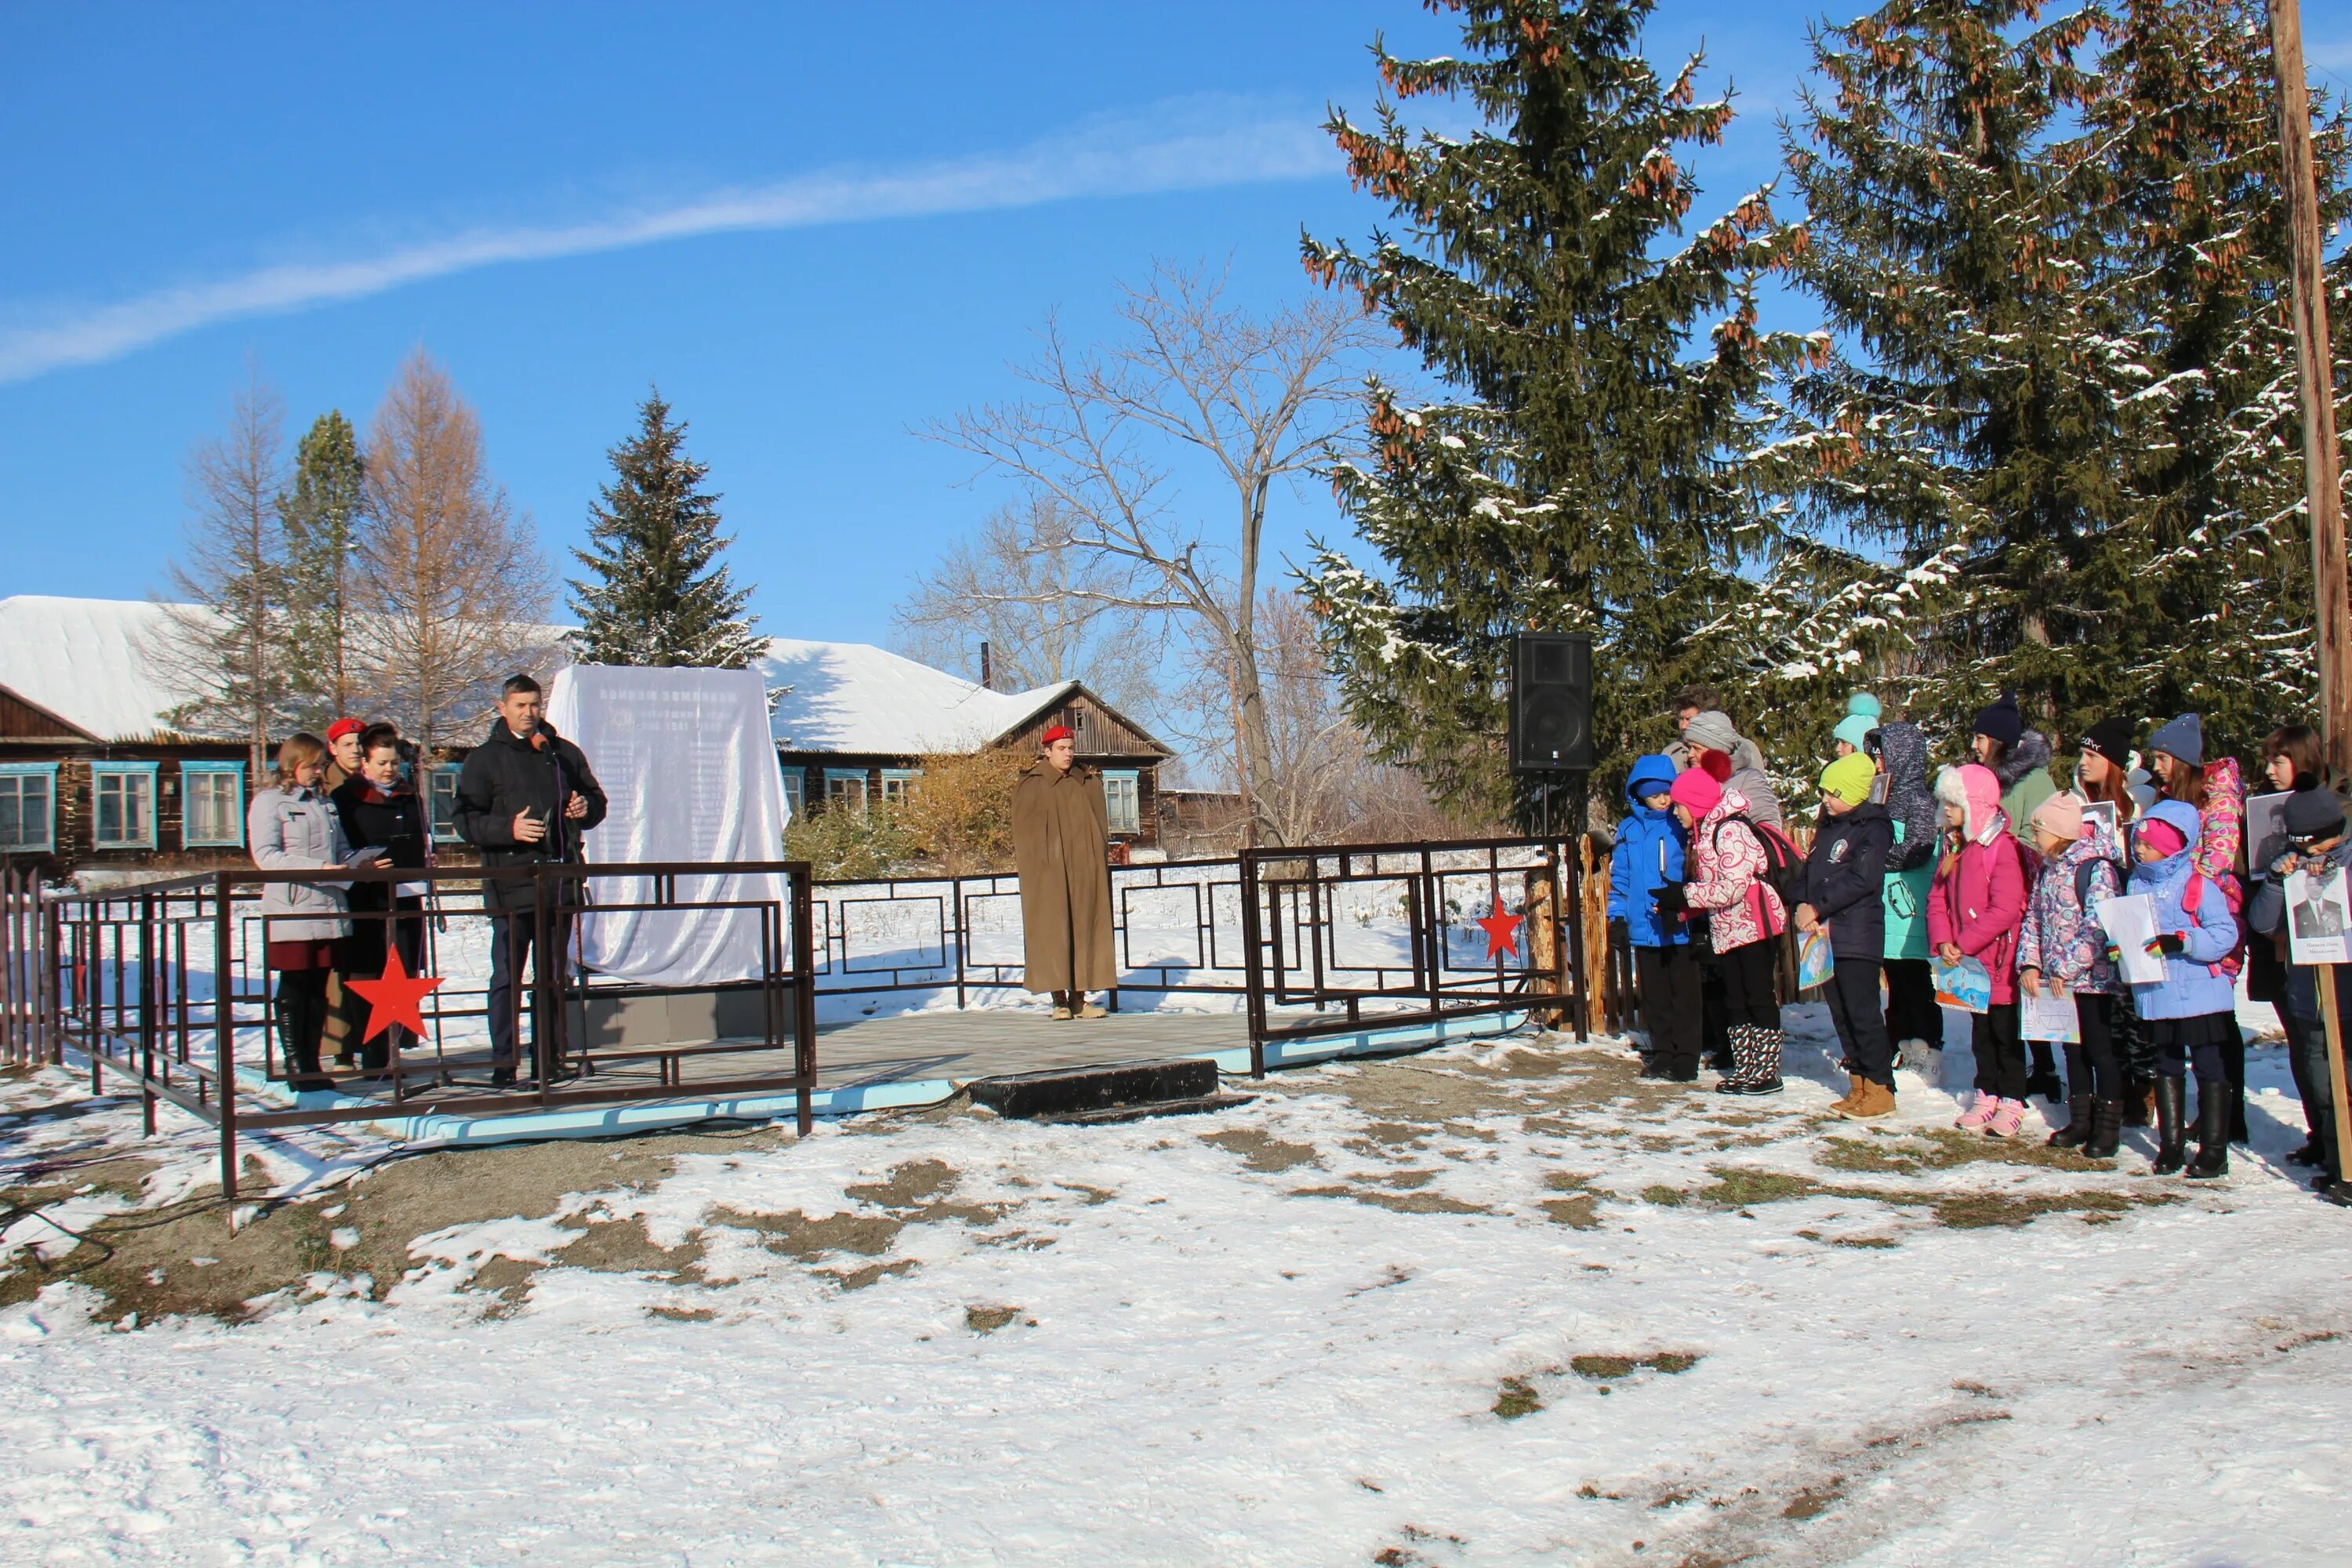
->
xmin=2072 ymin=855 xmax=2127 ymax=913
xmin=1714 ymin=812 xmax=1806 ymax=910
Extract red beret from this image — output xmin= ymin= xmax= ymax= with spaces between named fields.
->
xmin=325 ymin=718 xmax=365 ymax=742
xmin=1040 ymin=724 xmax=1075 ymax=746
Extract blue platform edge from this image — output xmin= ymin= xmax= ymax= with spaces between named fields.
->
xmin=296 ymin=1010 xmax=1535 ymax=1149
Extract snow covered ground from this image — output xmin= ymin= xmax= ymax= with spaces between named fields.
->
xmin=2 ymin=1002 xmax=2347 ymax=1566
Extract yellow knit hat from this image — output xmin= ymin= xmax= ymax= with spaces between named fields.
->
xmin=1820 ymin=752 xmax=1876 ymax=808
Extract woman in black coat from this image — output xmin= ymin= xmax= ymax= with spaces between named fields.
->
xmin=331 ymin=723 xmax=431 ymax=1071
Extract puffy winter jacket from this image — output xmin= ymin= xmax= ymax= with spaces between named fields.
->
xmin=1683 ymin=788 xmax=1785 ymax=953
xmin=453 ymin=717 xmax=610 ymax=910
xmin=1802 ymin=800 xmax=1891 ymax=960
xmin=1994 ymin=730 xmax=2058 ymax=851
xmin=1874 ymin=722 xmax=1939 ymax=872
xmin=1608 ymin=753 xmax=1689 ymax=948
xmin=2125 ymin=799 xmax=2241 ymax=1021
xmin=1883 ymin=820 xmax=1936 ymax=963
xmin=1927 ymin=798 xmax=2027 ymax=1005
xmin=2016 ymin=820 xmax=2125 ymax=994
xmin=248 ymin=784 xmax=363 ymax=942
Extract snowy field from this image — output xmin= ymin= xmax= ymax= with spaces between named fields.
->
xmin=2 ymin=1001 xmax=2347 ymax=1566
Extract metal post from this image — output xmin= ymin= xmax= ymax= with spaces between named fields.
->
xmin=215 ymin=873 xmax=238 ymax=1206
xmin=1239 ymin=848 xmax=1268 ymax=1078
xmin=791 ymin=865 xmax=818 ymax=1136
xmin=2321 ymin=966 xmax=2352 ymax=1194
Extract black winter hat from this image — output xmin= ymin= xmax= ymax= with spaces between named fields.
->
xmin=2283 ymin=787 xmax=2347 ymax=839
xmin=1973 ymin=692 xmax=2024 ymax=749
xmin=2077 ymin=716 xmax=2136 ymax=763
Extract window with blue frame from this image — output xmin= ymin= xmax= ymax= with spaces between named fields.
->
xmin=180 ymin=761 xmax=246 ymax=848
xmin=91 ymin=760 xmax=160 ymax=850
xmin=879 ymin=767 xmax=922 ymax=806
xmin=0 ymin=763 xmax=58 ymax=853
xmin=427 ymin=764 xmax=464 ymax=843
xmin=823 ymin=768 xmax=869 ymax=810
xmin=781 ymin=767 xmax=805 ymax=819
xmin=1102 ymin=770 xmax=1140 ymax=833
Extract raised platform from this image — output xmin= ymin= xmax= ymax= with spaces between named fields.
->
xmin=249 ymin=1004 xmax=1526 ymax=1149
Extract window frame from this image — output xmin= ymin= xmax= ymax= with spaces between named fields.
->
xmin=178 ymin=760 xmax=247 ymax=848
xmin=0 ymin=762 xmax=59 ymax=853
xmin=823 ymin=768 xmax=869 ymax=811
xmin=878 ymin=767 xmax=922 ymax=806
xmin=89 ymin=760 xmax=161 ymax=851
xmin=426 ymin=764 xmax=465 ymax=844
xmin=1102 ymin=768 xmax=1141 ymax=834
xmin=781 ymin=767 xmax=806 ymax=819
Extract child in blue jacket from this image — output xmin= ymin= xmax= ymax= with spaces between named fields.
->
xmin=2121 ymin=799 xmax=2241 ymax=1178
xmin=1609 ymin=753 xmax=1700 ymax=1083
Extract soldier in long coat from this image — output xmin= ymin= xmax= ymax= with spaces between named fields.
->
xmin=1012 ymin=724 xmax=1116 ymax=1019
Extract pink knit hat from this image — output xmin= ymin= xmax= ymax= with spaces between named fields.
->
xmin=2136 ymin=815 xmax=2188 ymax=858
xmin=2031 ymin=793 xmax=2085 ymax=841
xmin=1669 ymin=765 xmax=1723 ymax=818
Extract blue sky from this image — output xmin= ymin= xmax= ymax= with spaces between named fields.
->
xmin=3 ymin=3 xmax=2343 ymax=666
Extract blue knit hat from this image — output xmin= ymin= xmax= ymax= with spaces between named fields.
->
xmin=2147 ymin=713 xmax=2203 ymax=767
xmin=1832 ymin=713 xmax=1875 ymax=752
xmin=1845 ymin=691 xmax=1882 ymax=721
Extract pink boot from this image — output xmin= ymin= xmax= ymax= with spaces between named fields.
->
xmin=1955 ymin=1091 xmax=1999 ymax=1132
xmin=1985 ymin=1098 xmax=2029 ymax=1138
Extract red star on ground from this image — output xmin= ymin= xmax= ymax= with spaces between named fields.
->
xmin=343 ymin=947 xmax=445 ymax=1044
xmin=1475 ymin=909 xmax=1524 ymax=960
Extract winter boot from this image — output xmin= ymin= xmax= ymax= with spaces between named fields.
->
xmin=2048 ymin=1094 xmax=2095 ymax=1149
xmin=1724 ymin=1029 xmax=1786 ymax=1095
xmin=1831 ymin=1072 xmax=1864 ymax=1114
xmin=2151 ymin=1077 xmax=2189 ymax=1175
xmin=2122 ymin=1077 xmax=2154 ymax=1128
xmin=1837 ymin=1079 xmax=1896 ymax=1120
xmin=2026 ymin=1042 xmax=2065 ymax=1105
xmin=1715 ymin=1025 xmax=1755 ymax=1091
xmin=2187 ymin=1082 xmax=2232 ymax=1179
xmin=2082 ymin=1098 xmax=2124 ymax=1159
xmin=1985 ymin=1098 xmax=2029 ymax=1138
xmin=1956 ymin=1091 xmax=2000 ymax=1132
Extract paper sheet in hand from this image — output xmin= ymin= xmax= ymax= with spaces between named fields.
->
xmin=2021 ymin=993 xmax=2080 ymax=1043
xmin=2286 ymin=866 xmax=2352 ymax=966
xmin=2093 ymin=893 xmax=2165 ymax=984
xmin=547 ymin=665 xmax=793 ymax=986
xmin=1933 ymin=956 xmax=1991 ymax=1014
xmin=1796 ymin=927 xmax=1834 ymax=992
xmin=2246 ymin=790 xmax=2290 ymax=867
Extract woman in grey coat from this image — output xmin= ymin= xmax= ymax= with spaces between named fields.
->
xmin=249 ymin=732 xmax=387 ymax=1090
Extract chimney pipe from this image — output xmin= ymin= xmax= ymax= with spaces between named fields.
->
xmin=979 ymin=641 xmax=993 ymax=691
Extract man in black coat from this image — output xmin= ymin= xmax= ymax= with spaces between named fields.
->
xmin=453 ymin=673 xmax=608 ymax=1083
xmin=1795 ymin=753 xmax=1895 ymax=1116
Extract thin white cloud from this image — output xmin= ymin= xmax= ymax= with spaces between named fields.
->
xmin=0 ymin=99 xmax=1334 ymax=385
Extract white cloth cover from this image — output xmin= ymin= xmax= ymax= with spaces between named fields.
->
xmin=546 ymin=665 xmax=793 ymax=986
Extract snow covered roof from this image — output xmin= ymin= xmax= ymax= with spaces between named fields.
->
xmin=756 ymin=637 xmax=1077 ymax=755
xmin=0 ymin=595 xmax=211 ymax=742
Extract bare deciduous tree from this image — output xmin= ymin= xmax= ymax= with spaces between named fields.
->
xmin=929 ymin=263 xmax=1376 ymax=845
xmin=892 ymin=493 xmax=1163 ymax=708
xmin=153 ymin=368 xmax=292 ymax=775
xmin=355 ymin=350 xmax=550 ymax=753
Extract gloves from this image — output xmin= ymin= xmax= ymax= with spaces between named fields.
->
xmin=2144 ymin=932 xmax=2186 ymax=957
xmin=1652 ymin=884 xmax=1690 ymax=917
xmin=1606 ymin=916 xmax=1631 ymax=952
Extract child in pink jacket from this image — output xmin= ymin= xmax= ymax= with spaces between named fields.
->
xmin=1929 ymin=763 xmax=2030 ymax=1135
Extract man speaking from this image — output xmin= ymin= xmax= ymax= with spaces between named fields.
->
xmin=455 ymin=673 xmax=608 ymax=1085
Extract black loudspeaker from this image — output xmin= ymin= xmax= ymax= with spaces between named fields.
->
xmin=1508 ymin=632 xmax=1595 ymax=773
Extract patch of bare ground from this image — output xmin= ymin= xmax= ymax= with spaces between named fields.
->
xmin=707 ymin=1158 xmax=1017 ymax=1292
xmin=964 ymin=1304 xmax=1023 ymax=1334
xmin=1199 ymin=1127 xmax=1321 ymax=1173
xmin=1287 ymin=1183 xmax=1493 ymax=1215
xmin=1540 ymin=1170 xmax=1602 ymax=1229
xmin=0 ymin=1127 xmax=757 ymax=1323
xmin=1636 ymin=1164 xmax=2180 ymax=1229
xmin=1817 ymin=1126 xmax=2112 ymax=1175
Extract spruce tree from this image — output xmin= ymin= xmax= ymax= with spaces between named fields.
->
xmin=567 ymin=390 xmax=765 ymax=669
xmin=278 ymin=410 xmax=366 ymax=724
xmin=1301 ymin=0 xmax=1813 ymax=818
xmin=1771 ymin=0 xmax=2113 ymax=742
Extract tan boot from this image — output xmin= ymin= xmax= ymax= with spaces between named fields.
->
xmin=1077 ymin=1001 xmax=1108 ymax=1019
xmin=1049 ymin=991 xmax=1074 ymax=1021
xmin=1829 ymin=1072 xmax=1863 ymax=1113
xmin=1838 ymin=1080 xmax=1896 ymax=1120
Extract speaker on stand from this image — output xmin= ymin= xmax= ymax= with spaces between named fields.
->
xmin=1508 ymin=631 xmax=1595 ymax=837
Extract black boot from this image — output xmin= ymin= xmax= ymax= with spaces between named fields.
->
xmin=2082 ymin=1098 xmax=2123 ymax=1159
xmin=2187 ymin=1082 xmax=2231 ymax=1179
xmin=2151 ymin=1077 xmax=2189 ymax=1175
xmin=1715 ymin=1025 xmax=1752 ymax=1091
xmin=2048 ymin=1094 xmax=2094 ymax=1149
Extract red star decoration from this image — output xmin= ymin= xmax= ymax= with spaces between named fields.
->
xmin=343 ymin=946 xmax=445 ymax=1044
xmin=1475 ymin=909 xmax=1525 ymax=960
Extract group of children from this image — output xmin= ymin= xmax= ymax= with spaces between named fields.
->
xmin=1607 ymin=690 xmax=2351 ymax=1206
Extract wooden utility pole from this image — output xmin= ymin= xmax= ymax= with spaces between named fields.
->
xmin=2270 ymin=0 xmax=2352 ymax=776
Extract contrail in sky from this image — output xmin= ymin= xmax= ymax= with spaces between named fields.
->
xmin=0 ymin=100 xmax=1335 ymax=385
